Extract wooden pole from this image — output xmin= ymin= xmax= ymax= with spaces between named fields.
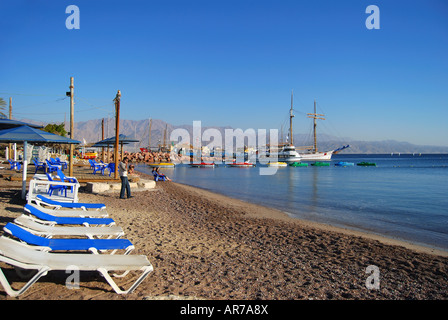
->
xmin=114 ymin=90 xmax=121 ymax=179
xmin=8 ymin=97 xmax=12 ymax=160
xmin=101 ymin=118 xmax=105 ymax=162
xmin=21 ymin=141 xmax=28 ymax=199
xmin=163 ymin=124 xmax=167 ymax=151
xmin=148 ymin=118 xmax=152 ymax=150
xmin=69 ymin=77 xmax=74 ymax=177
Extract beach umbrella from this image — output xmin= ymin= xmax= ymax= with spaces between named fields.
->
xmin=92 ymin=134 xmax=139 ymax=159
xmin=0 ymin=119 xmax=44 ymax=160
xmin=0 ymin=125 xmax=80 ymax=199
xmin=93 ymin=134 xmax=139 ymax=146
xmin=0 ymin=118 xmax=44 ymax=130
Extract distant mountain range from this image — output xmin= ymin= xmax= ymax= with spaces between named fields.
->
xmin=18 ymin=117 xmax=448 ymax=154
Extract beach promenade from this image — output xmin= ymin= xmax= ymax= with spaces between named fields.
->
xmin=0 ymin=167 xmax=447 ymax=300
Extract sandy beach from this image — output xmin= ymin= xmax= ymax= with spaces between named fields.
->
xmin=0 ymin=170 xmax=447 ymax=300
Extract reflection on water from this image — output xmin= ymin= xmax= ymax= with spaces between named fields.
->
xmin=136 ymin=154 xmax=448 ymax=251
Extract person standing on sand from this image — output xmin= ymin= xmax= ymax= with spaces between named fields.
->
xmin=119 ymin=157 xmax=132 ymax=199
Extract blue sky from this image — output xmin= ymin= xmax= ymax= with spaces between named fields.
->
xmin=1 ymin=0 xmax=447 ymax=146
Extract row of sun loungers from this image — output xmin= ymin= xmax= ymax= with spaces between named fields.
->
xmin=0 ymin=193 xmax=153 ymax=297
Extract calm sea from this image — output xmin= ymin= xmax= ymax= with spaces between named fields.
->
xmin=136 ymin=154 xmax=448 ymax=251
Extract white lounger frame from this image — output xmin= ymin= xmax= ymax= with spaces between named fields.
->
xmin=0 ymin=237 xmax=153 ymax=297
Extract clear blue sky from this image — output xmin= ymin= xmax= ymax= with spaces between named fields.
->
xmin=1 ymin=0 xmax=447 ymax=146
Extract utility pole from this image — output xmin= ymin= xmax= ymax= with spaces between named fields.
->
xmin=113 ymin=90 xmax=121 ymax=179
xmin=101 ymin=118 xmax=105 ymax=162
xmin=148 ymin=118 xmax=152 ymax=151
xmin=163 ymin=123 xmax=167 ymax=151
xmin=69 ymin=77 xmax=74 ymax=177
xmin=8 ymin=97 xmax=12 ymax=160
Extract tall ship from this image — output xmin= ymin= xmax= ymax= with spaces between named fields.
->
xmin=277 ymin=91 xmax=302 ymax=163
xmin=278 ymin=93 xmax=349 ymax=161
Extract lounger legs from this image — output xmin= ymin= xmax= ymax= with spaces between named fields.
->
xmin=0 ymin=266 xmax=50 ymax=297
xmin=97 ymin=266 xmax=153 ymax=294
xmin=0 ymin=265 xmax=153 ymax=297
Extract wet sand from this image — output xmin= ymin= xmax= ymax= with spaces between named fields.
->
xmin=0 ymin=172 xmax=447 ymax=300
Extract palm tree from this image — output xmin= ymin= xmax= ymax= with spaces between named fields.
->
xmin=0 ymin=97 xmax=6 ymax=119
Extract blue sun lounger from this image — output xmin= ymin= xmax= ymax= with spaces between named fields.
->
xmin=5 ymin=222 xmax=132 ymax=253
xmin=24 ymin=204 xmax=115 ymax=226
xmin=35 ymin=195 xmax=106 ymax=210
xmin=4 ymin=223 xmax=134 ymax=254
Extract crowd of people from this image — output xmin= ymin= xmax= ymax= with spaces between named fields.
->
xmin=88 ymin=150 xmax=173 ymax=164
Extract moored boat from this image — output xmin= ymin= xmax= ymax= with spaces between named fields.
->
xmin=311 ymin=161 xmax=330 ymax=167
xmin=334 ymin=161 xmax=354 ymax=167
xmin=189 ymin=162 xmax=216 ymax=168
xmin=278 ymin=145 xmax=302 ymax=162
xmin=228 ymin=162 xmax=255 ymax=167
xmin=289 ymin=162 xmax=308 ymax=167
xmin=267 ymin=162 xmax=287 ymax=167
xmin=357 ymin=162 xmax=376 ymax=167
xmin=276 ymin=91 xmax=302 ymax=163
xmin=147 ymin=162 xmax=175 ymax=168
xmin=297 ymin=100 xmax=350 ymax=161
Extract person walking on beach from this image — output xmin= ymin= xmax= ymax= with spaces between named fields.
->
xmin=119 ymin=157 xmax=132 ymax=199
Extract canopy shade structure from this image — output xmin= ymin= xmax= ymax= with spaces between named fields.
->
xmin=0 ymin=125 xmax=80 ymax=199
xmin=0 ymin=125 xmax=80 ymax=145
xmin=92 ymin=134 xmax=139 ymax=163
xmin=92 ymin=134 xmax=139 ymax=147
xmin=0 ymin=118 xmax=44 ymax=130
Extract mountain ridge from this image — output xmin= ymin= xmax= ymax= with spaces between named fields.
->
xmin=17 ymin=117 xmax=448 ymax=154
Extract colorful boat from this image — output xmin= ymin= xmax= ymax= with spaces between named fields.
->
xmin=82 ymin=152 xmax=97 ymax=160
xmin=228 ymin=162 xmax=255 ymax=167
xmin=267 ymin=162 xmax=287 ymax=167
xmin=311 ymin=161 xmax=330 ymax=167
xmin=189 ymin=162 xmax=215 ymax=168
xmin=334 ymin=161 xmax=354 ymax=167
xmin=289 ymin=162 xmax=308 ymax=167
xmin=357 ymin=162 xmax=376 ymax=167
xmin=147 ymin=162 xmax=175 ymax=168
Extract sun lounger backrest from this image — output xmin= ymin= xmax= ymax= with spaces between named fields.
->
xmin=4 ymin=223 xmax=49 ymax=247
xmin=24 ymin=204 xmax=114 ymax=226
xmin=4 ymin=223 xmax=133 ymax=251
xmin=36 ymin=195 xmax=106 ymax=210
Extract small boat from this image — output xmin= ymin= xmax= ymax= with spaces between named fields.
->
xmin=289 ymin=162 xmax=308 ymax=167
xmin=189 ymin=162 xmax=215 ymax=168
xmin=228 ymin=162 xmax=255 ymax=167
xmin=357 ymin=162 xmax=376 ymax=167
xmin=311 ymin=161 xmax=330 ymax=167
xmin=147 ymin=162 xmax=175 ymax=168
xmin=267 ymin=162 xmax=287 ymax=167
xmin=334 ymin=161 xmax=354 ymax=167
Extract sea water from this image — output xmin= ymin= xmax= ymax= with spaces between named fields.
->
xmin=136 ymin=154 xmax=448 ymax=251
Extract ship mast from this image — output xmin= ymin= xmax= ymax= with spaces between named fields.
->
xmin=289 ymin=90 xmax=294 ymax=146
xmin=307 ymin=100 xmax=325 ymax=153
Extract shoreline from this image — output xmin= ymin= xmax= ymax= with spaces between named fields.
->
xmin=171 ymin=182 xmax=448 ymax=258
xmin=0 ymin=170 xmax=447 ymax=299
